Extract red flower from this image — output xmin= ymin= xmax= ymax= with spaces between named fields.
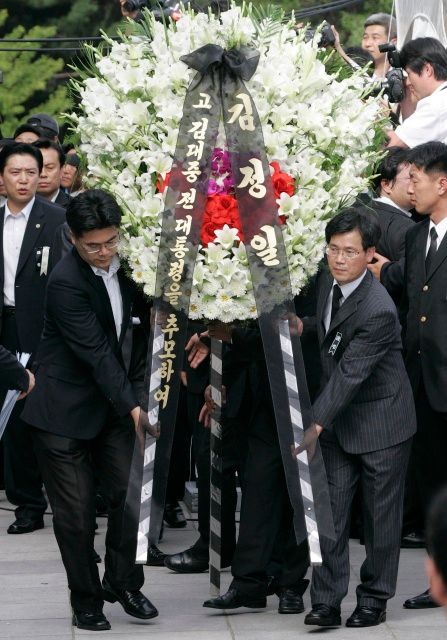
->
xmin=270 ymin=161 xmax=295 ymax=198
xmin=201 ymin=194 xmax=244 ymax=246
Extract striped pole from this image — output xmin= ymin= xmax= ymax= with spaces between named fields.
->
xmin=209 ymin=338 xmax=223 ymax=594
xmin=135 ymin=324 xmax=164 ymax=564
xmin=278 ymin=319 xmax=322 ymax=565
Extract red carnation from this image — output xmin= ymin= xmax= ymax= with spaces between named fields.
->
xmin=201 ymin=194 xmax=244 ymax=246
xmin=270 ymin=161 xmax=295 ymax=198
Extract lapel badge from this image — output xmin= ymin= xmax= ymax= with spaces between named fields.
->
xmin=36 ymin=223 xmax=41 ymax=228
xmin=328 ymin=332 xmax=342 ymax=356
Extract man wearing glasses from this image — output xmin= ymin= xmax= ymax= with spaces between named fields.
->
xmin=300 ymin=208 xmax=416 ymax=628
xmin=21 ymin=189 xmax=158 ymax=632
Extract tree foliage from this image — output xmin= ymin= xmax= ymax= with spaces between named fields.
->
xmin=0 ymin=10 xmax=70 ymax=136
xmin=0 ymin=0 xmax=395 ymax=137
xmin=0 ymin=0 xmax=121 ymax=38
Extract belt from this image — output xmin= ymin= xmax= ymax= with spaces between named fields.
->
xmin=2 ymin=306 xmax=16 ymax=317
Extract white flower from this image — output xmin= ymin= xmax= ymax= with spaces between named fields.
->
xmin=204 ymin=243 xmax=229 ymax=265
xmin=214 ymin=225 xmax=240 ymax=249
xmin=71 ymin=3 xmax=385 ymax=322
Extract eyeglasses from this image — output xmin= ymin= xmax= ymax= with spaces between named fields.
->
xmin=325 ymin=246 xmax=361 ymax=260
xmin=81 ymin=236 xmax=119 ymax=254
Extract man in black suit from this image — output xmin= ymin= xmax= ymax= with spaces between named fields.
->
xmin=0 ymin=345 xmax=34 ymax=394
xmin=33 ymin=139 xmax=70 ymax=208
xmin=365 ymin=149 xmax=424 ymax=547
xmin=369 ymin=147 xmax=415 ymax=261
xmin=366 ymin=148 xmax=415 ymax=300
xmin=397 ymin=141 xmax=447 ymax=610
xmin=202 ymin=324 xmax=310 ymax=615
xmin=301 ymin=209 xmax=416 ymax=628
xmin=164 ymin=332 xmax=248 ymax=575
xmin=0 ymin=142 xmax=65 ymax=534
xmin=21 ymin=189 xmax=157 ymax=632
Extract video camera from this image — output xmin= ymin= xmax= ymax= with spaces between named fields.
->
xmin=376 ymin=43 xmax=405 ymax=102
xmin=304 ymin=21 xmax=336 ymax=48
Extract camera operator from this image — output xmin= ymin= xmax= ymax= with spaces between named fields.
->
xmin=361 ymin=13 xmax=397 ymax=80
xmin=387 ymin=38 xmax=447 ymax=148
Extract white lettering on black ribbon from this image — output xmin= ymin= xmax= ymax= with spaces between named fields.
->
xmin=127 ymin=44 xmax=334 ymax=568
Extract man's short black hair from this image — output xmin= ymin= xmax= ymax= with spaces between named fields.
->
xmin=407 ymin=141 xmax=447 ymax=175
xmin=66 ymin=189 xmax=122 ymax=237
xmin=13 ymin=123 xmax=44 ymax=140
xmin=0 ymin=142 xmax=43 ymax=174
xmin=364 ymin=13 xmax=397 ymax=40
xmin=373 ymin=147 xmax=410 ymax=193
xmin=400 ymin=37 xmax=447 ymax=81
xmin=33 ymin=139 xmax=65 ymax=168
xmin=325 ymin=207 xmax=381 ymax=250
xmin=427 ymin=486 xmax=447 ymax=586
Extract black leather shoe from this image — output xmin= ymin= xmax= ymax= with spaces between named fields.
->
xmin=164 ymin=548 xmax=209 ymax=573
xmin=401 ymin=532 xmax=426 ymax=549
xmin=304 ymin=604 xmax=341 ymax=626
xmin=7 ymin=518 xmax=44 ymax=534
xmin=346 ymin=605 xmax=386 ymax=627
xmin=164 ymin=501 xmax=186 ymax=528
xmin=72 ymin=611 xmax=111 ymax=631
xmin=102 ymin=579 xmax=158 ymax=619
xmin=403 ymin=589 xmax=441 ymax=609
xmin=203 ymin=587 xmax=266 ymax=610
xmin=277 ymin=587 xmax=305 ymax=614
xmin=146 ymin=544 xmax=167 ymax=567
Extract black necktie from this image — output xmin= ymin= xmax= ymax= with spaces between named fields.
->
xmin=330 ymin=284 xmax=343 ymax=326
xmin=425 ymin=227 xmax=438 ymax=274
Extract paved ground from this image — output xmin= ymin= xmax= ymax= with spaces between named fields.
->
xmin=0 ymin=490 xmax=445 ymax=639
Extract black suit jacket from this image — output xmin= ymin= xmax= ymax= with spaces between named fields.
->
xmin=22 ymin=248 xmax=149 ymax=439
xmin=222 ymin=324 xmax=272 ymax=420
xmin=401 ymin=218 xmax=447 ymax=412
xmin=306 ymin=270 xmax=416 ymax=454
xmin=0 ymin=345 xmax=28 ymax=392
xmin=53 ymin=190 xmax=71 ymax=208
xmin=361 ymin=200 xmax=413 ymax=303
xmin=368 ymin=199 xmax=414 ymax=261
xmin=0 ymin=199 xmax=66 ymax=354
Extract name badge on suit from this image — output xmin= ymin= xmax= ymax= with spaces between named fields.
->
xmin=35 ymin=246 xmax=50 ymax=276
xmin=328 ymin=332 xmax=342 ymax=357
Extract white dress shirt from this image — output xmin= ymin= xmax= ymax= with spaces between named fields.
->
xmin=3 ymin=198 xmax=35 ymax=306
xmin=50 ymin=190 xmax=60 ymax=203
xmin=324 ymin=270 xmax=367 ymax=333
xmin=374 ymin=196 xmax=412 ymax=217
xmin=90 ymin=255 xmax=123 ymax=339
xmin=395 ymin=82 xmax=447 ymax=147
xmin=426 ymin=216 xmax=447 ymax=255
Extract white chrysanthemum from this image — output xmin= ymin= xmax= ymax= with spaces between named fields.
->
xmin=70 ymin=3 xmax=385 ymax=322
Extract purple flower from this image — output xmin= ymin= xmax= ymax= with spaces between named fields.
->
xmin=223 ymin=175 xmax=234 ymax=191
xmin=207 ymin=179 xmax=220 ymax=195
xmin=211 ymin=148 xmax=231 ymax=175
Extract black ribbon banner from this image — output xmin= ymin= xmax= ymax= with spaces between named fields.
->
xmin=127 ymin=44 xmax=334 ymax=564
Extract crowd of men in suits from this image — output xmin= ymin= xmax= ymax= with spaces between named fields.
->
xmin=2 ymin=26 xmax=447 ymax=633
